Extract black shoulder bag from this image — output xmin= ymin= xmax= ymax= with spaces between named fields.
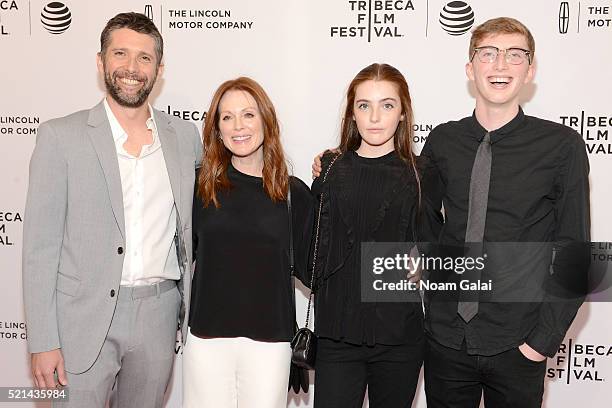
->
xmin=290 ymin=153 xmax=341 ymax=372
xmin=287 ymin=187 xmax=310 ymax=393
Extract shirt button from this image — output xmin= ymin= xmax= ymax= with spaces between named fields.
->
xmin=110 ymin=289 xmax=116 ymax=297
xmin=117 ymin=247 xmax=124 ymax=255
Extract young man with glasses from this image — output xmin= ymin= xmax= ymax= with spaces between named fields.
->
xmin=419 ymin=17 xmax=590 ymax=407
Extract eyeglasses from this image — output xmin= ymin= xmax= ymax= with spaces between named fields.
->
xmin=471 ymin=46 xmax=532 ymax=65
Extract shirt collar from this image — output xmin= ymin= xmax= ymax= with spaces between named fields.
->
xmin=468 ymin=106 xmax=526 ymax=144
xmin=102 ymin=98 xmax=158 ymax=144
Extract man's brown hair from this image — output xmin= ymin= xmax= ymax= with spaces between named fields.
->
xmin=100 ymin=12 xmax=163 ymax=66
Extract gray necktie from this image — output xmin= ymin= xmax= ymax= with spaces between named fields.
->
xmin=458 ymin=132 xmax=491 ymax=323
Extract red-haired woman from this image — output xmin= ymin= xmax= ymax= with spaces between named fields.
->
xmin=183 ymin=77 xmax=314 ymax=407
xmin=311 ymin=63 xmax=440 ymax=407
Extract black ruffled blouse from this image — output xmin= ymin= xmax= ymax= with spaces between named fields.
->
xmin=311 ymin=150 xmax=440 ymax=346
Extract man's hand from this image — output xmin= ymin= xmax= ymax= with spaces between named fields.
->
xmin=31 ymin=349 xmax=68 ymax=388
xmin=518 ymin=343 xmax=547 ymax=362
xmin=311 ymin=152 xmax=324 ymax=179
xmin=407 ymin=245 xmax=422 ymax=283
xmin=312 ymin=148 xmax=342 ymax=179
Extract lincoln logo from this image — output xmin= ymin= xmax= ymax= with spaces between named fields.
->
xmin=144 ymin=4 xmax=153 ymax=21
xmin=559 ymin=2 xmax=570 ymax=34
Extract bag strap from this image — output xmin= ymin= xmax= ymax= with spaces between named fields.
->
xmin=288 ymin=186 xmax=294 ymax=276
xmin=287 ymin=185 xmax=299 ymax=336
xmin=303 ymin=152 xmax=342 ymax=329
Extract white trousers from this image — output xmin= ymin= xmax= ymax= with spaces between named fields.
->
xmin=183 ymin=331 xmax=291 ymax=408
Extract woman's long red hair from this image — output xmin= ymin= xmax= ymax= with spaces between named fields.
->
xmin=197 ymin=77 xmax=289 ymax=207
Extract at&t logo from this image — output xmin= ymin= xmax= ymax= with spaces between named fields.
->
xmin=40 ymin=2 xmax=71 ymax=34
xmin=439 ymin=1 xmax=474 ymax=36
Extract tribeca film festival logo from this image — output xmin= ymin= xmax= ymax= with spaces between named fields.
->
xmin=557 ymin=1 xmax=611 ymax=34
xmin=439 ymin=1 xmax=474 ymax=36
xmin=165 ymin=105 xmax=206 ymax=123
xmin=548 ymin=338 xmax=611 ymax=383
xmin=0 ymin=210 xmax=22 ymax=246
xmin=0 ymin=0 xmax=18 ymax=36
xmin=0 ymin=320 xmax=27 ymax=340
xmin=560 ymin=112 xmax=612 ymax=155
xmin=330 ymin=0 xmax=416 ymax=42
xmin=40 ymin=2 xmax=71 ymax=34
xmin=163 ymin=4 xmax=253 ymax=30
xmin=0 ymin=115 xmax=39 ymax=136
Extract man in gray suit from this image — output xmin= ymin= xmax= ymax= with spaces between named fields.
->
xmin=22 ymin=12 xmax=202 ymax=407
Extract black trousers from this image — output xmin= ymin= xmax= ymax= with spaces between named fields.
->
xmin=314 ymin=337 xmax=423 ymax=408
xmin=424 ymin=337 xmax=547 ymax=408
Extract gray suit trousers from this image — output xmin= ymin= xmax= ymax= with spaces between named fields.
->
xmin=54 ymin=283 xmax=181 ymax=408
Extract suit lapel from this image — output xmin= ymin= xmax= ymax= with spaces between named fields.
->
xmin=154 ymin=109 xmax=189 ymax=279
xmin=87 ymin=102 xmax=125 ymax=238
xmin=155 ymin=109 xmax=182 ymax=215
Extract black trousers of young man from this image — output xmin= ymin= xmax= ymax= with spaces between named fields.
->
xmin=425 ymin=337 xmax=547 ymax=408
xmin=314 ymin=337 xmax=424 ymax=408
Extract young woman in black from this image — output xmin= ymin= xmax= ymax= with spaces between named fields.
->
xmin=311 ymin=63 xmax=437 ymax=407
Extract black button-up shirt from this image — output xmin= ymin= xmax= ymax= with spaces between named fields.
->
xmin=420 ymin=107 xmax=590 ymax=357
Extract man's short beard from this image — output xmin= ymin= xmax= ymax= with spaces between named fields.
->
xmin=103 ymin=64 xmax=157 ymax=108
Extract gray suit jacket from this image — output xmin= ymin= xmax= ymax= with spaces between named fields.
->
xmin=22 ymin=101 xmax=202 ymax=374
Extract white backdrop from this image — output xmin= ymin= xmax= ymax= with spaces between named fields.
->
xmin=1 ymin=0 xmax=610 ymax=407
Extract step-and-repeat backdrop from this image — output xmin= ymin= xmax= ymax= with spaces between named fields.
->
xmin=1 ymin=0 xmax=610 ymax=407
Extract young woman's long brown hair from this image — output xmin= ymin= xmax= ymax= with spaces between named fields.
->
xmin=197 ymin=77 xmax=289 ymax=207
xmin=338 ymin=63 xmax=421 ymax=203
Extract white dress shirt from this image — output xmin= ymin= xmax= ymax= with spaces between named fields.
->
xmin=103 ymin=98 xmax=180 ymax=286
